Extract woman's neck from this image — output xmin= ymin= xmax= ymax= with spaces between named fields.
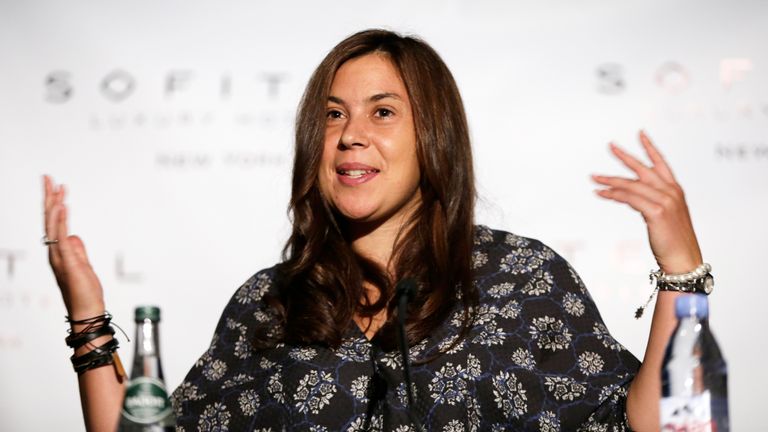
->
xmin=345 ymin=216 xmax=408 ymax=340
xmin=345 ymin=189 xmax=422 ymax=270
xmin=347 ymin=216 xmax=405 ymax=271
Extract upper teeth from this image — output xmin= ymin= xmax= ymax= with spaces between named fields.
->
xmin=340 ymin=169 xmax=377 ymax=177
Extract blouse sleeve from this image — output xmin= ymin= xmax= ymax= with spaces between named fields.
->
xmin=534 ymin=240 xmax=640 ymax=430
xmin=455 ymin=227 xmax=642 ymax=430
xmin=170 ymin=267 xmax=281 ymax=430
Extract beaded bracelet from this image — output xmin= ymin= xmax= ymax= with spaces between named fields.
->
xmin=652 ymin=263 xmax=712 ymax=287
xmin=635 ymin=263 xmax=714 ymax=319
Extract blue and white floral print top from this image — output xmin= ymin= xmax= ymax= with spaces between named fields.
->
xmin=172 ymin=226 xmax=640 ymax=431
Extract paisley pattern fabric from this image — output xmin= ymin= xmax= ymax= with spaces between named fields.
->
xmin=172 ymin=226 xmax=640 ymax=431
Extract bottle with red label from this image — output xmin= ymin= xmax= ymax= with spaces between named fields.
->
xmin=660 ymin=294 xmax=729 ymax=431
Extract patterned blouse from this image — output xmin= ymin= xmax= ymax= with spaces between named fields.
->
xmin=171 ymin=226 xmax=640 ymax=431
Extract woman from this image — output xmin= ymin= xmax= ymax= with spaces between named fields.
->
xmin=45 ymin=29 xmax=704 ymax=431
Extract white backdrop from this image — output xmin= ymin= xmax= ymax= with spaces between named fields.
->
xmin=1 ymin=0 xmax=766 ymax=430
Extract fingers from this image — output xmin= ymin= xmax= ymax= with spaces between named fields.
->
xmin=638 ymin=130 xmax=676 ymax=183
xmin=45 ymin=176 xmax=65 ymax=217
xmin=43 ymin=175 xmax=52 ymax=214
xmin=592 ymin=174 xmax=671 ymax=205
xmin=44 ymin=176 xmax=62 ymax=234
xmin=45 ymin=178 xmax=69 ymax=267
xmin=46 ymin=205 xmax=63 ymax=266
xmin=594 ymin=187 xmax=662 ymax=219
xmin=608 ymin=142 xmax=668 ymax=190
xmin=57 ymin=203 xmax=71 ymax=255
xmin=44 ymin=175 xmax=57 ymax=235
xmin=593 ymin=130 xmax=686 ymax=221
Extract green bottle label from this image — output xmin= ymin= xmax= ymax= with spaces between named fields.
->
xmin=121 ymin=377 xmax=172 ymax=424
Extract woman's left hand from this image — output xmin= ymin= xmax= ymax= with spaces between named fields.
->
xmin=592 ymin=130 xmax=702 ymax=274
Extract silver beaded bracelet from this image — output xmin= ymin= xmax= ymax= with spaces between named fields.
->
xmin=635 ymin=263 xmax=714 ymax=319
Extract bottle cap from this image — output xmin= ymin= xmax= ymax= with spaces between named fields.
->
xmin=134 ymin=305 xmax=161 ymax=322
xmin=674 ymin=294 xmax=709 ymax=319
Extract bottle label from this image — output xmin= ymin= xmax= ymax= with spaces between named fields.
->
xmin=660 ymin=391 xmax=714 ymax=432
xmin=121 ymin=377 xmax=173 ymax=424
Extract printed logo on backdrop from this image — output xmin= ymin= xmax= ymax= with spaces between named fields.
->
xmin=0 ymin=250 xmax=143 ymax=323
xmin=596 ymin=59 xmax=767 ymax=162
xmin=0 ymin=249 xmax=52 ymax=351
xmin=595 ymin=63 xmax=625 ymax=95
xmin=714 ymin=140 xmax=768 ymax=161
xmin=43 ymin=68 xmax=295 ymax=170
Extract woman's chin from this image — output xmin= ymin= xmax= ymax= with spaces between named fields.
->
xmin=334 ymin=196 xmax=420 ymax=230
xmin=337 ymin=207 xmax=379 ymax=224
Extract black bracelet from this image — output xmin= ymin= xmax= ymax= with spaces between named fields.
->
xmin=65 ymin=324 xmax=115 ymax=349
xmin=71 ymin=338 xmax=119 ymax=374
xmin=66 ymin=313 xmax=111 ymax=341
xmin=66 ymin=311 xmax=111 ymax=326
xmin=657 ymin=273 xmax=714 ymax=295
xmin=74 ymin=352 xmax=116 ymax=375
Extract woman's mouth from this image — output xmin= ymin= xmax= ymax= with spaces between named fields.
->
xmin=337 ymin=168 xmax=380 ymax=179
xmin=336 ymin=164 xmax=380 ymax=185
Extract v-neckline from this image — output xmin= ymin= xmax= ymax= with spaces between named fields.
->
xmin=349 ymin=319 xmax=383 ymax=345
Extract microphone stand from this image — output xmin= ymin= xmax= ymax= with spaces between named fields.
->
xmin=396 ymin=279 xmax=425 ymax=432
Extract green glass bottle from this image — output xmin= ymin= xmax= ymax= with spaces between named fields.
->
xmin=118 ymin=306 xmax=175 ymax=431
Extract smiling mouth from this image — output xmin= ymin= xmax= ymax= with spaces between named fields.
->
xmin=337 ymin=168 xmax=380 ymax=178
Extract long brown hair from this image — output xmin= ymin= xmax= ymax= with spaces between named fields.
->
xmin=255 ymin=29 xmax=477 ymax=351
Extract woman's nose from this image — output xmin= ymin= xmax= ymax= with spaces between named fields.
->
xmin=338 ymin=115 xmax=369 ymax=150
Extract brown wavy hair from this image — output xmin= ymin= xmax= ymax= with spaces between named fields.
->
xmin=254 ymin=29 xmax=477 ymax=351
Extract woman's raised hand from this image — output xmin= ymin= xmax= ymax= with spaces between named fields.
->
xmin=43 ymin=175 xmax=106 ymax=320
xmin=591 ymin=130 xmax=703 ymax=274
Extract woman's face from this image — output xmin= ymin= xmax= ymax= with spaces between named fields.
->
xmin=319 ymin=53 xmax=421 ymax=227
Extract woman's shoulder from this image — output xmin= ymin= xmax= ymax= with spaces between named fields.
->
xmin=473 ymin=224 xmax=562 ymax=264
xmin=211 ymin=264 xmax=285 ymax=332
xmin=471 ymin=224 xmax=591 ymax=307
xmin=471 ymin=224 xmax=589 ymax=291
xmin=229 ymin=264 xmax=282 ymax=306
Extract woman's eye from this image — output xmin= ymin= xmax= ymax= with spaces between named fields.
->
xmin=375 ymin=108 xmax=393 ymax=118
xmin=326 ymin=110 xmax=343 ymax=120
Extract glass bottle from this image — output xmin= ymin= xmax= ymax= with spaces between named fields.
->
xmin=118 ymin=306 xmax=175 ymax=431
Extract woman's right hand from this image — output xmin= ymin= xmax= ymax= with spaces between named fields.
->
xmin=45 ymin=176 xmax=125 ymax=431
xmin=44 ymin=175 xmax=106 ymax=320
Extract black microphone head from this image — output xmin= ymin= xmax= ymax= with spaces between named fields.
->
xmin=395 ymin=278 xmax=417 ymax=301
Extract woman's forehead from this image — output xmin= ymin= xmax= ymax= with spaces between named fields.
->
xmin=329 ymin=54 xmax=408 ymax=102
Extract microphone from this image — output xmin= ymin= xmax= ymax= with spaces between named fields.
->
xmin=395 ymin=279 xmax=424 ymax=432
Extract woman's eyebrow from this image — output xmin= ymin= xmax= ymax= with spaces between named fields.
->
xmin=327 ymin=93 xmax=402 ymax=105
xmin=369 ymin=92 xmax=401 ymax=102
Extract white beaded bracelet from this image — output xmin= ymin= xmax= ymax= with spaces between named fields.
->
xmin=652 ymin=263 xmax=712 ymax=284
xmin=635 ymin=263 xmax=714 ymax=319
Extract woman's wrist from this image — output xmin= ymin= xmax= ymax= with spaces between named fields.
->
xmin=657 ymin=254 xmax=703 ymax=275
xmin=65 ymin=309 xmax=125 ymax=379
xmin=635 ymin=261 xmax=711 ymax=319
xmin=68 ymin=302 xmax=107 ymax=332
